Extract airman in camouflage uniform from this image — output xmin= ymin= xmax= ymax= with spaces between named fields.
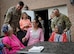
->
xmin=4 ymin=1 xmax=24 ymax=34
xmin=51 ymin=8 xmax=72 ymax=41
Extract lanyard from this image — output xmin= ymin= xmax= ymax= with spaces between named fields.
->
xmin=58 ymin=36 xmax=60 ymax=42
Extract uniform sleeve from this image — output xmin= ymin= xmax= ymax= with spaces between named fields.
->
xmin=51 ymin=19 xmax=55 ymax=31
xmin=63 ymin=15 xmax=72 ymax=30
xmin=4 ymin=8 xmax=12 ymax=24
xmin=39 ymin=29 xmax=44 ymax=42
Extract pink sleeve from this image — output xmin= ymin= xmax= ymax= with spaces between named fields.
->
xmin=19 ymin=19 xmax=24 ymax=30
xmin=19 ymin=19 xmax=22 ymax=26
xmin=19 ymin=41 xmax=25 ymax=48
xmin=28 ymin=19 xmax=32 ymax=28
xmin=20 ymin=43 xmax=25 ymax=48
xmin=39 ymin=28 xmax=44 ymax=42
xmin=28 ymin=20 xmax=32 ymax=28
xmin=13 ymin=34 xmax=25 ymax=48
xmin=25 ymin=28 xmax=30 ymax=40
xmin=2 ymin=37 xmax=11 ymax=45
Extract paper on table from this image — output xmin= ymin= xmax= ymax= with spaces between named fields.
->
xmin=28 ymin=46 xmax=44 ymax=52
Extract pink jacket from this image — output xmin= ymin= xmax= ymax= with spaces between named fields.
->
xmin=19 ymin=19 xmax=32 ymax=31
xmin=2 ymin=34 xmax=25 ymax=54
xmin=25 ymin=28 xmax=44 ymax=46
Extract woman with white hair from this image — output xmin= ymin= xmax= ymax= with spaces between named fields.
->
xmin=48 ymin=25 xmax=68 ymax=42
xmin=2 ymin=24 xmax=25 ymax=54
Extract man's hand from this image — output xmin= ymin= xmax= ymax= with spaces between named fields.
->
xmin=64 ymin=29 xmax=67 ymax=32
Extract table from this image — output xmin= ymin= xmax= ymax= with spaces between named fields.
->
xmin=17 ymin=41 xmax=74 ymax=54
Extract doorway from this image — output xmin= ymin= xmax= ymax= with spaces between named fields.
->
xmin=35 ymin=10 xmax=49 ymax=41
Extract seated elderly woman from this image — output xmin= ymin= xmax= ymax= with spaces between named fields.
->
xmin=2 ymin=24 xmax=25 ymax=54
xmin=48 ymin=25 xmax=68 ymax=42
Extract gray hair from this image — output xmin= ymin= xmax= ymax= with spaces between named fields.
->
xmin=55 ymin=25 xmax=63 ymax=34
xmin=2 ymin=24 xmax=12 ymax=33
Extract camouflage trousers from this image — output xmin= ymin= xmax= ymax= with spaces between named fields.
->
xmin=10 ymin=22 xmax=19 ymax=35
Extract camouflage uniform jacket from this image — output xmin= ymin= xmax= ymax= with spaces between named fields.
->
xmin=4 ymin=6 xmax=21 ymax=27
xmin=51 ymin=13 xmax=72 ymax=31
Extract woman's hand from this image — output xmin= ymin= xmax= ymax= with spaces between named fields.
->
xmin=22 ymin=37 xmax=27 ymax=43
xmin=24 ymin=26 xmax=29 ymax=28
xmin=4 ymin=44 xmax=12 ymax=50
